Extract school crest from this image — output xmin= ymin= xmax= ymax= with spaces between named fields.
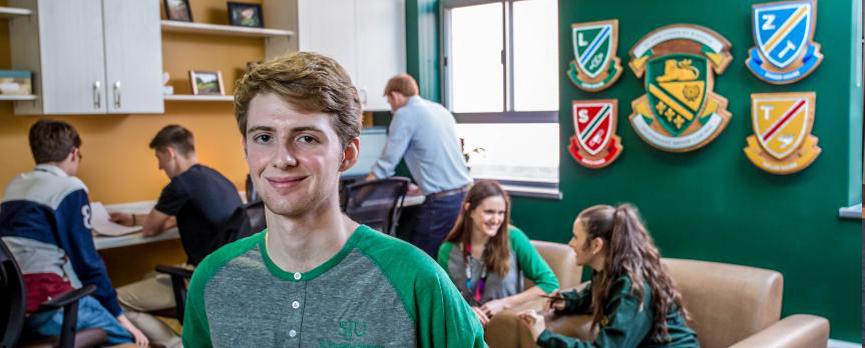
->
xmin=744 ymin=92 xmax=821 ymax=174
xmin=568 ymin=99 xmax=622 ymax=169
xmin=628 ymin=24 xmax=733 ymax=152
xmin=567 ymin=19 xmax=623 ymax=92
xmin=746 ymin=0 xmax=823 ymax=84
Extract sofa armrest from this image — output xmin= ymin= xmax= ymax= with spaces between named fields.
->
xmin=729 ymin=314 xmax=829 ymax=348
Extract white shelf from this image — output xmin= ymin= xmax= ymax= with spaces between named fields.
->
xmin=163 ymin=94 xmax=234 ymax=102
xmin=0 ymin=95 xmax=36 ymax=101
xmin=0 ymin=7 xmax=32 ymax=18
xmin=161 ymin=20 xmax=294 ymax=38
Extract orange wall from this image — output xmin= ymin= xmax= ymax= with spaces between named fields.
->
xmin=0 ymin=0 xmax=266 ymax=204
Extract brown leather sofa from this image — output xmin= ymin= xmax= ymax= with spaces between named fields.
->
xmin=486 ymin=256 xmax=830 ymax=348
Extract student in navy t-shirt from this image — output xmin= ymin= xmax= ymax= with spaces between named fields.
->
xmin=110 ymin=125 xmax=243 ymax=347
xmin=0 ymin=119 xmax=147 ymax=345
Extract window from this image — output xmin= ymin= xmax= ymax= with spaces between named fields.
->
xmin=443 ymin=0 xmax=560 ymax=198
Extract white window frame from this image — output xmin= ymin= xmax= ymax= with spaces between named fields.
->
xmin=441 ymin=0 xmax=561 ymax=199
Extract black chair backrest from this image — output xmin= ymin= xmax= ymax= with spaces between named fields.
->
xmin=244 ymin=174 xmax=259 ymax=204
xmin=344 ymin=177 xmax=410 ymax=236
xmin=0 ymin=240 xmax=26 ymax=347
xmin=235 ymin=200 xmax=266 ymax=241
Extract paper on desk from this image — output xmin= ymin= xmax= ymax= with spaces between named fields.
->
xmin=90 ymin=202 xmax=142 ymax=236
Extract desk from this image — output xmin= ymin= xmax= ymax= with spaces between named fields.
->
xmin=94 ymin=201 xmax=181 ymax=250
xmin=94 ymin=196 xmax=425 ymax=250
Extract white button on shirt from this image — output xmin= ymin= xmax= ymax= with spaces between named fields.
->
xmin=288 ymin=330 xmax=297 ymax=338
xmin=291 ymin=301 xmax=300 ymax=309
xmin=293 ymin=272 xmax=301 ymax=280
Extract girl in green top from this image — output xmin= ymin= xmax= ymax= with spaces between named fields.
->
xmin=438 ymin=180 xmax=559 ymax=326
xmin=518 ymin=204 xmax=699 ymax=347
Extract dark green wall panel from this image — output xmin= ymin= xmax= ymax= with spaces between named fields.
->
xmin=405 ymin=0 xmax=862 ymax=341
xmin=511 ymin=0 xmax=862 ymax=342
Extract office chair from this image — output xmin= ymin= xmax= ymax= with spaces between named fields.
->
xmin=344 ymin=177 xmax=410 ymax=236
xmin=0 ymin=241 xmax=106 ymax=348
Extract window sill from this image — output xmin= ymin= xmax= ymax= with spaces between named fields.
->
xmin=499 ymin=183 xmax=562 ymax=200
xmin=838 ymin=203 xmax=862 ymax=219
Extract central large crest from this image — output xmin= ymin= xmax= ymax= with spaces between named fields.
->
xmin=628 ymin=24 xmax=733 ymax=152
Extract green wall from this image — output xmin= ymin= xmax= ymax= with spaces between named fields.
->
xmin=405 ymin=0 xmax=862 ymax=342
xmin=510 ymin=0 xmax=862 ymax=342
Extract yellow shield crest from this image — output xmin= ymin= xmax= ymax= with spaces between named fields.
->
xmin=744 ymin=92 xmax=821 ymax=174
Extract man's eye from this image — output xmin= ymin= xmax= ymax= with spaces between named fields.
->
xmin=253 ymin=134 xmax=272 ymax=143
xmin=297 ymin=135 xmax=318 ymax=144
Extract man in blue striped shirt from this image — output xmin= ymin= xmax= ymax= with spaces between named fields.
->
xmin=367 ymin=74 xmax=473 ymax=256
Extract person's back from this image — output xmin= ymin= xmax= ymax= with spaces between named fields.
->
xmin=392 ymin=96 xmax=470 ymax=195
xmin=0 ymin=119 xmax=144 ymax=345
xmin=157 ymin=163 xmax=243 ymax=265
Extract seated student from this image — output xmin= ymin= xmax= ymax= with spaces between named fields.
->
xmin=0 ymin=120 xmax=147 ymax=345
xmin=518 ymin=204 xmax=699 ymax=347
xmin=438 ymin=180 xmax=559 ymax=325
xmin=110 ymin=125 xmax=244 ymax=348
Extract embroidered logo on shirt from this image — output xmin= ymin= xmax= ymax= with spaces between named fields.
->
xmin=339 ymin=320 xmax=367 ymax=340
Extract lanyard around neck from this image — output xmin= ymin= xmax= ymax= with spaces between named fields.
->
xmin=463 ymin=242 xmax=488 ymax=304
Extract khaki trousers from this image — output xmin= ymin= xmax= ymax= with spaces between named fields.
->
xmin=117 ymin=266 xmax=192 ymax=348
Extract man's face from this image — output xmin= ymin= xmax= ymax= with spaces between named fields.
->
xmin=244 ymin=93 xmax=357 ymax=217
xmin=155 ymin=148 xmax=179 ymax=178
xmin=386 ymin=92 xmax=406 ymax=113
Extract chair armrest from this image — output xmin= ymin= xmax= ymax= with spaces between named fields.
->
xmin=730 ymin=314 xmax=829 ymax=348
xmin=37 ymin=285 xmax=96 ymax=311
xmin=156 ymin=264 xmax=194 ymax=279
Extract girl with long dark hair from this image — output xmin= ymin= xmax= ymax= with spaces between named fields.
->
xmin=437 ymin=180 xmax=559 ymax=325
xmin=518 ymin=204 xmax=699 ymax=347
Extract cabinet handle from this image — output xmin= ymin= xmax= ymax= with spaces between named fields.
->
xmin=93 ymin=81 xmax=101 ymax=109
xmin=360 ymin=88 xmax=368 ymax=105
xmin=113 ymin=81 xmax=122 ymax=109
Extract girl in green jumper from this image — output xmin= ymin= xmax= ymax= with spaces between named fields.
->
xmin=437 ymin=180 xmax=559 ymax=326
xmin=518 ymin=204 xmax=699 ymax=347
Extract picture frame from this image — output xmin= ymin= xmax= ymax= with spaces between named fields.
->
xmin=189 ymin=70 xmax=225 ymax=96
xmin=164 ymin=0 xmax=193 ymax=22
xmin=227 ymin=2 xmax=264 ymax=28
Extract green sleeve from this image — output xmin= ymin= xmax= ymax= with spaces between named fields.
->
xmin=437 ymin=241 xmax=455 ymax=272
xmin=182 ymin=232 xmax=264 ymax=348
xmin=537 ymin=277 xmax=653 ymax=348
xmin=509 ymin=226 xmax=559 ymax=293
xmin=558 ymin=286 xmax=592 ymax=314
xmin=414 ymin=262 xmax=487 ymax=347
xmin=355 ymin=227 xmax=486 ymax=347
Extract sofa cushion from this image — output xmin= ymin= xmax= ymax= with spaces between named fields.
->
xmin=663 ymin=258 xmax=783 ymax=348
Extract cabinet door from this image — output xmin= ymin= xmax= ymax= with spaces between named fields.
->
xmin=36 ymin=0 xmax=107 ymax=114
xmin=103 ymin=0 xmax=164 ymax=114
xmin=355 ymin=0 xmax=406 ymax=111
xmin=297 ymin=0 xmax=358 ymax=84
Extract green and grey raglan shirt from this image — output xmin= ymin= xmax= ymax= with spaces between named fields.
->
xmin=437 ymin=226 xmax=559 ymax=304
xmin=182 ymin=225 xmax=486 ymax=347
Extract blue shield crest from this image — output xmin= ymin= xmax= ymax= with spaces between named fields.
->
xmin=753 ymin=1 xmax=812 ymax=69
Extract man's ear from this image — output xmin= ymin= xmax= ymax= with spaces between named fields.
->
xmin=68 ymin=148 xmax=79 ymax=163
xmin=338 ymin=137 xmax=360 ymax=172
xmin=241 ymin=137 xmax=248 ymax=160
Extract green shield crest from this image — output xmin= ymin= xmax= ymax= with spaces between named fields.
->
xmin=645 ymin=54 xmax=708 ymax=136
xmin=572 ymin=24 xmax=612 ymax=78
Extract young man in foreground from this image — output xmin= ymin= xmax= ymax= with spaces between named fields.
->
xmin=182 ymin=52 xmax=486 ymax=347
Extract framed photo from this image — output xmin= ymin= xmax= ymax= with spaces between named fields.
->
xmin=164 ymin=0 xmax=193 ymax=22
xmin=189 ymin=70 xmax=224 ymax=95
xmin=227 ymin=2 xmax=263 ymax=28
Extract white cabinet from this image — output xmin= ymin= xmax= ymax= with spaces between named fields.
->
xmin=298 ymin=0 xmax=406 ymax=111
xmin=10 ymin=0 xmax=163 ymax=115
